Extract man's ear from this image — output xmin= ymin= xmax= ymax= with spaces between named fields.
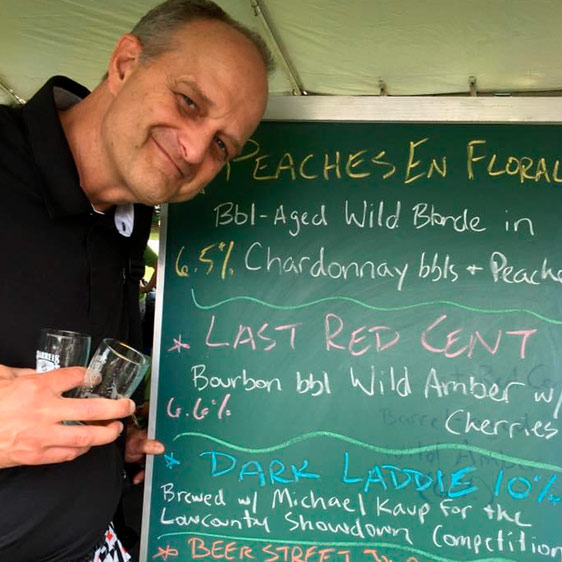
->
xmin=106 ymin=34 xmax=143 ymax=94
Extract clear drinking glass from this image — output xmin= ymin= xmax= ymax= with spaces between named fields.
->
xmin=73 ymin=338 xmax=148 ymax=399
xmin=36 ymin=329 xmax=91 ymax=372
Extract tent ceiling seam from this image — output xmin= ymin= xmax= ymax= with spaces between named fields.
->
xmin=250 ymin=0 xmax=304 ymax=95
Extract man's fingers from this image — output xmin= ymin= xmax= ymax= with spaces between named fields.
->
xmin=5 ymin=421 xmax=126 ymax=467
xmin=31 ymin=421 xmax=124 ymax=450
xmin=44 ymin=367 xmax=87 ymax=393
xmin=0 ymin=365 xmax=133 ymax=469
xmin=53 ymin=421 xmax=126 ymax=448
xmin=61 ymin=397 xmax=135 ymax=423
xmin=133 ymin=469 xmax=146 ymax=485
xmin=132 ymin=438 xmax=165 ymax=456
xmin=125 ymin=428 xmax=165 ymax=463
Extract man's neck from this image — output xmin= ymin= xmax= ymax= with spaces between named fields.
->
xmin=58 ymin=83 xmax=122 ymax=211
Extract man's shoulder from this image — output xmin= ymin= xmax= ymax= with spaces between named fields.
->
xmin=0 ymin=102 xmax=24 ymax=132
xmin=0 ymin=103 xmax=29 ymax=154
xmin=0 ymin=102 xmax=21 ymax=115
xmin=0 ymin=103 xmax=42 ymax=200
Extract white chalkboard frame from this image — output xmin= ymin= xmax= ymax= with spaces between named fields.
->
xmin=265 ymin=95 xmax=562 ymax=123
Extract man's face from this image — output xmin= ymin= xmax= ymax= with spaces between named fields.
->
xmin=101 ymin=19 xmax=268 ymax=206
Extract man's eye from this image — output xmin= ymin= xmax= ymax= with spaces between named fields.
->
xmin=179 ymin=94 xmax=196 ymax=109
xmin=215 ymin=137 xmax=228 ymax=159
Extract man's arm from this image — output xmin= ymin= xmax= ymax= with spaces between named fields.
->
xmin=0 ymin=365 xmax=135 ymax=468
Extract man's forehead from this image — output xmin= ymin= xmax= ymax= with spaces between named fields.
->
xmin=168 ymin=18 xmax=255 ymax=54
xmin=157 ymin=20 xmax=266 ymax=97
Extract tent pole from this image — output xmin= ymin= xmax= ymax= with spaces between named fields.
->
xmin=0 ymin=76 xmax=25 ymax=105
xmin=250 ymin=0 xmax=304 ymax=95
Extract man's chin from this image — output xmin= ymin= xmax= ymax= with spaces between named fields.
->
xmin=129 ymin=181 xmax=177 ymax=206
xmin=127 ymin=178 xmax=203 ymax=206
xmin=168 ymin=184 xmax=207 ymax=204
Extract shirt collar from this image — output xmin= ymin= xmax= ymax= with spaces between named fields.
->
xmin=22 ymin=76 xmax=92 ymax=217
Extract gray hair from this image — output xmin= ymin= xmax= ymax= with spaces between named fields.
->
xmin=130 ymin=0 xmax=274 ymax=72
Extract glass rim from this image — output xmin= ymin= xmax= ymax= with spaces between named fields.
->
xmin=102 ymin=338 xmax=147 ymax=365
xmin=40 ymin=328 xmax=90 ymax=340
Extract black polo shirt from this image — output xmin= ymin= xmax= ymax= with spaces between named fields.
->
xmin=0 ymin=77 xmax=152 ymax=561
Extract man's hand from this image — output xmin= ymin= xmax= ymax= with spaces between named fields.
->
xmin=0 ymin=364 xmax=135 ymax=469
xmin=125 ymin=425 xmax=165 ymax=484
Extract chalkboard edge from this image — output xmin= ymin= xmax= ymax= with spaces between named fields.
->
xmin=139 ymin=203 xmax=169 ymax=562
xmin=264 ymin=95 xmax=562 ymax=122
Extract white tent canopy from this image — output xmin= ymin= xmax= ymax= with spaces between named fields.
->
xmin=2 ymin=0 xmax=562 ymax=104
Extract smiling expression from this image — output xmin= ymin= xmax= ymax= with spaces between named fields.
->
xmin=100 ymin=18 xmax=268 ymax=206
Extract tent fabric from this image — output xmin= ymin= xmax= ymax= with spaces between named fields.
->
xmin=1 ymin=0 xmax=562 ymax=104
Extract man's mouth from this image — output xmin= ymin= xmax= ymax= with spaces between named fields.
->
xmin=151 ymin=134 xmax=185 ymax=178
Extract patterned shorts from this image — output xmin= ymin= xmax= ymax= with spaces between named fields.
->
xmin=90 ymin=523 xmax=130 ymax=562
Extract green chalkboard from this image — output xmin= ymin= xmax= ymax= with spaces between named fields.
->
xmin=141 ymin=115 xmax=562 ymax=562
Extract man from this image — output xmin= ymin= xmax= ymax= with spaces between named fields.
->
xmin=0 ymin=1 xmax=270 ymax=560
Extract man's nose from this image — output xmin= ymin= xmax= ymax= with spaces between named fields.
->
xmin=177 ymin=123 xmax=213 ymax=165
